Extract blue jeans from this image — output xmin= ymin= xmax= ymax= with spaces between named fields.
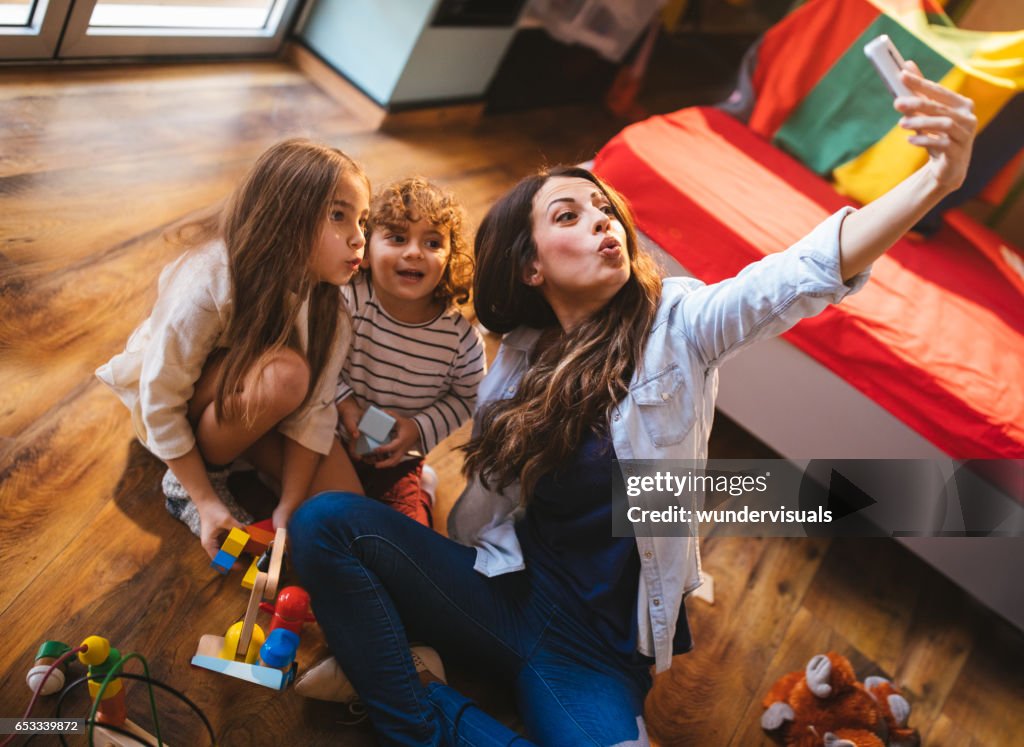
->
xmin=289 ymin=492 xmax=653 ymax=746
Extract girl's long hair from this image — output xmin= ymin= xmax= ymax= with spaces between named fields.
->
xmin=170 ymin=138 xmax=367 ymax=423
xmin=462 ymin=166 xmax=663 ymax=502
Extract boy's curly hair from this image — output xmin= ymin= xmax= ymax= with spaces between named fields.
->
xmin=366 ymin=176 xmax=473 ymax=308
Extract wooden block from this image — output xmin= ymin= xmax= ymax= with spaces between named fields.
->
xmin=243 ymin=524 xmax=275 ymax=555
xmin=249 ymin=518 xmax=275 ymax=532
xmin=241 ymin=557 xmax=259 ymax=590
xmin=355 ymin=433 xmax=382 ymax=456
xmin=210 ymin=550 xmax=235 ymax=575
xmin=358 ymin=406 xmax=395 ymax=443
xmin=240 ymin=528 xmax=270 ymax=553
xmin=221 ymin=527 xmax=249 ymax=557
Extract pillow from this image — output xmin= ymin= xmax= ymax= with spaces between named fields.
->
xmin=726 ymin=0 xmax=1024 ymax=229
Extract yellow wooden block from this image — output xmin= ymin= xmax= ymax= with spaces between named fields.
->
xmin=241 ymin=557 xmax=259 ymax=590
xmin=222 ymin=527 xmax=250 ymax=558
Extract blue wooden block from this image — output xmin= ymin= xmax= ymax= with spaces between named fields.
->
xmin=211 ymin=549 xmax=236 ymax=575
xmin=358 ymin=406 xmax=395 ymax=443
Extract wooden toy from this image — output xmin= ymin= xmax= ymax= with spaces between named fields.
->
xmin=79 ymin=635 xmax=127 ymax=725
xmin=243 ymin=521 xmax=275 ymax=555
xmin=23 ymin=634 xmax=181 ymax=746
xmin=234 ymin=568 xmax=267 ymax=660
xmin=78 ymin=635 xmax=165 ymax=746
xmin=191 ymin=528 xmax=294 ymax=690
xmin=221 ymin=527 xmax=249 ymax=556
xmin=359 ymin=405 xmax=396 ymax=442
xmin=259 ymin=586 xmax=315 ymax=636
xmin=356 ymin=405 xmax=395 ymax=455
xmin=187 ymin=653 xmax=291 ymax=690
xmin=258 ymin=629 xmax=300 ymax=673
xmin=210 ymin=527 xmax=250 ymax=575
xmin=265 ymin=527 xmax=286 ymax=599
xmin=355 ymin=432 xmax=382 ymax=456
xmin=241 ymin=556 xmax=259 ymax=590
xmin=219 ymin=620 xmax=265 ymax=665
xmin=26 ymin=640 xmax=71 ymax=696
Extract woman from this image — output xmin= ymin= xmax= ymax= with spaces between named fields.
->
xmin=289 ymin=65 xmax=976 ymax=746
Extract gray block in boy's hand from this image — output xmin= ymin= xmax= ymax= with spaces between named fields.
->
xmin=355 ymin=433 xmax=382 ymax=456
xmin=358 ymin=406 xmax=396 ymax=443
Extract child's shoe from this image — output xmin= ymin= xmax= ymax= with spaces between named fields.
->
xmin=295 ymin=645 xmax=446 ymax=703
xmin=294 ymin=655 xmax=358 ymax=703
xmin=162 ymin=468 xmax=254 ymax=537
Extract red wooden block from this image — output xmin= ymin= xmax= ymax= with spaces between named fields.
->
xmin=244 ymin=519 xmax=276 ymax=555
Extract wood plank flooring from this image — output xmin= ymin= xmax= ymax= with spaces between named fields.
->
xmin=1 ymin=60 xmax=1021 ymax=746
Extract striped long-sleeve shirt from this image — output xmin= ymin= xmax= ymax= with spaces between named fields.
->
xmin=337 ymin=274 xmax=486 ymax=454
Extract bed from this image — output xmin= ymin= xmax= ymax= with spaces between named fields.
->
xmin=590 ymin=0 xmax=1024 ymax=629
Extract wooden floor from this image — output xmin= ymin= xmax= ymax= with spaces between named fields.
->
xmin=1 ymin=61 xmax=1022 ymax=746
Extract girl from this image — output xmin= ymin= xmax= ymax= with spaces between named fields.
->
xmin=97 ymin=138 xmax=368 ymax=560
xmin=335 ymin=177 xmax=485 ymax=528
xmin=288 ymin=66 xmax=976 ymax=745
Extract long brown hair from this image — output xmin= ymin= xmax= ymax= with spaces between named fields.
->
xmin=462 ymin=166 xmax=663 ymax=501
xmin=170 ymin=138 xmax=368 ymax=423
xmin=366 ymin=176 xmax=473 ymax=308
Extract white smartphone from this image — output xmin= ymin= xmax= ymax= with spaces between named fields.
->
xmin=864 ymin=34 xmax=911 ymax=98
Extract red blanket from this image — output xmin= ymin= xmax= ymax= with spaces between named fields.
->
xmin=593 ymin=106 xmax=1024 ymax=459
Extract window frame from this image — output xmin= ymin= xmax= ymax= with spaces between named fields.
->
xmin=1 ymin=0 xmax=74 ymax=60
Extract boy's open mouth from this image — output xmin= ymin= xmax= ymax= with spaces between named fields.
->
xmin=397 ymin=269 xmax=425 ymax=279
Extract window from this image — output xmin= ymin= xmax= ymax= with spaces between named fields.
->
xmin=0 ymin=1 xmax=37 ymax=27
xmin=1 ymin=0 xmax=303 ymax=60
xmin=1 ymin=0 xmax=73 ymax=58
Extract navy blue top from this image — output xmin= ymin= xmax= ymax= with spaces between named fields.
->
xmin=516 ymin=428 xmax=693 ymax=659
xmin=516 ymin=429 xmax=641 ymax=655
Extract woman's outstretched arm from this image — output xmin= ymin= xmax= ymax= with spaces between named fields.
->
xmin=838 ymin=62 xmax=978 ymax=280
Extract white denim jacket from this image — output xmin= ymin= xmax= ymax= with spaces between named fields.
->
xmin=448 ymin=208 xmax=868 ymax=672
